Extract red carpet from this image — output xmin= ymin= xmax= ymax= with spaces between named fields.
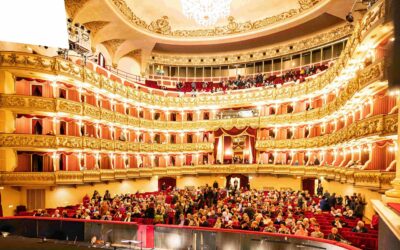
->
xmin=387 ymin=203 xmax=400 ymax=215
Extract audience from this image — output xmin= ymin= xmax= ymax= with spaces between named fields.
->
xmin=149 ymin=64 xmax=329 ymax=94
xmin=27 ymin=182 xmax=375 ymax=247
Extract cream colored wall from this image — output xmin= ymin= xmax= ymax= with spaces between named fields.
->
xmin=177 ymin=176 xmax=226 ymax=189
xmin=250 ymin=175 xmax=302 ymax=190
xmin=321 ymin=179 xmax=382 ymax=220
xmin=1 ymin=187 xmax=24 ymax=216
xmin=1 ymin=175 xmax=383 ymax=220
xmin=117 ymin=57 xmax=141 ymax=76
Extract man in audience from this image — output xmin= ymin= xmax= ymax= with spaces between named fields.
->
xmin=331 ymin=215 xmax=346 ymax=229
xmin=328 ymin=227 xmax=345 ymax=242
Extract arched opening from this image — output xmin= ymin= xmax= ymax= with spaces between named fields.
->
xmin=158 ymin=177 xmax=176 ymax=191
xmin=226 ymin=174 xmax=249 ymax=190
xmin=302 ymin=178 xmax=316 ymax=195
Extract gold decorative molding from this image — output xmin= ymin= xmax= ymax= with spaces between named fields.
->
xmin=0 ymin=165 xmax=394 ymax=190
xmin=0 ymin=60 xmax=384 ymax=131
xmin=83 ymin=21 xmax=110 ymax=37
xmin=150 ymin=24 xmax=353 ymax=66
xmin=109 ymin=0 xmax=323 ymax=38
xmin=256 ymin=114 xmax=398 ymax=150
xmin=65 ymin=0 xmax=90 ymax=19
xmin=0 ymin=134 xmax=213 ymax=153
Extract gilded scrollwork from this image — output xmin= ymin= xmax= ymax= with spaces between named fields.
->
xmin=255 ymin=114 xmax=397 ymax=150
xmin=0 ymin=134 xmax=214 ymax=153
xmin=0 ymin=164 xmax=395 ymax=189
xmin=109 ymin=0 xmax=323 ymax=38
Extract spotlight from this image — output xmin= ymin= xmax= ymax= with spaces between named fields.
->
xmin=346 ymin=12 xmax=354 ymax=23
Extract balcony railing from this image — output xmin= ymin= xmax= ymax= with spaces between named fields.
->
xmin=0 ymin=165 xmax=395 ymax=190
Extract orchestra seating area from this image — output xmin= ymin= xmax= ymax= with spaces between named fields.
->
xmin=16 ymin=188 xmax=378 ymax=250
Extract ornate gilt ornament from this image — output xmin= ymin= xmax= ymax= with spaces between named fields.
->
xmin=255 ymin=114 xmax=398 ymax=150
xmin=0 ymin=164 xmax=395 ymax=190
xmin=0 ymin=60 xmax=383 ymax=131
xmin=109 ymin=0 xmax=323 ymax=38
xmin=0 ymin=133 xmax=214 ymax=153
xmin=150 ymin=24 xmax=353 ymax=66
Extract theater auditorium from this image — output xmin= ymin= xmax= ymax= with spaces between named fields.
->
xmin=0 ymin=0 xmax=400 ymax=249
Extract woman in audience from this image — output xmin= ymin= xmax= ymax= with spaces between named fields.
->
xmin=294 ymin=223 xmax=308 ymax=237
xmin=310 ymin=224 xmax=324 ymax=238
xmin=352 ymin=221 xmax=368 ymax=233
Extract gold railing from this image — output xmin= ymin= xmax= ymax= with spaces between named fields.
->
xmin=0 ymin=165 xmax=394 ymax=190
xmin=0 ymin=60 xmax=385 ymax=131
xmin=0 ymin=0 xmax=387 ymax=109
xmin=0 ymin=134 xmax=214 ymax=153
xmin=256 ymin=113 xmax=398 ymax=149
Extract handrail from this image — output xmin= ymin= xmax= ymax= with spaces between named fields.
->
xmin=0 ymin=216 xmax=138 ymax=226
xmin=155 ymin=224 xmax=361 ymax=250
xmin=105 ymin=65 xmax=141 ymax=82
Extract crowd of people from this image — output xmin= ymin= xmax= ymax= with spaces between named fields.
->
xmin=172 ymin=64 xmax=327 ymax=95
xmin=30 ymin=181 xmax=377 ymax=246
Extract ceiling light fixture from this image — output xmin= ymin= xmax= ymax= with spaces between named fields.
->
xmin=180 ymin=0 xmax=232 ymax=27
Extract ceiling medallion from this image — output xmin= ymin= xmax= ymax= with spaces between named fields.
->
xmin=110 ymin=0 xmax=323 ymax=37
xmin=180 ymin=0 xmax=232 ymax=27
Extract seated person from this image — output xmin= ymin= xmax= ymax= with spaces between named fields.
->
xmin=331 ymin=215 xmax=346 ymax=229
xmin=294 ymin=224 xmax=308 ymax=236
xmin=277 ymin=222 xmax=291 ymax=234
xmin=310 ymin=224 xmax=324 ymax=238
xmin=327 ymin=227 xmax=345 ymax=242
xmin=199 ymin=216 xmax=209 ymax=227
xmin=263 ymin=220 xmax=277 ymax=233
xmin=352 ymin=221 xmax=368 ymax=233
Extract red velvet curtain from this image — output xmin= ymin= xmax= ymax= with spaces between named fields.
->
xmin=186 ymin=155 xmax=192 ymax=165
xmin=43 ymin=155 xmax=53 ymax=172
xmin=302 ymin=178 xmax=315 ymax=195
xmin=250 ymin=136 xmax=256 ymax=163
xmin=214 ymin=137 xmax=219 ymax=162
xmin=223 ymin=136 xmax=232 ymax=163
xmin=214 ymin=126 xmax=257 ymax=137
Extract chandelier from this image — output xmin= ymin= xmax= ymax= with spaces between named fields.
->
xmin=180 ymin=0 xmax=232 ymax=27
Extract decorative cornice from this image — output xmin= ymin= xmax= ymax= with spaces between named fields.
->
xmin=255 ymin=114 xmax=398 ymax=150
xmin=0 ymin=134 xmax=214 ymax=153
xmin=0 ymin=165 xmax=394 ymax=190
xmin=109 ymin=0 xmax=323 ymax=38
xmin=149 ymin=24 xmax=353 ymax=66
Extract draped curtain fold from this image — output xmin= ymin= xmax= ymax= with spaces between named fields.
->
xmin=214 ymin=127 xmax=257 ymax=164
